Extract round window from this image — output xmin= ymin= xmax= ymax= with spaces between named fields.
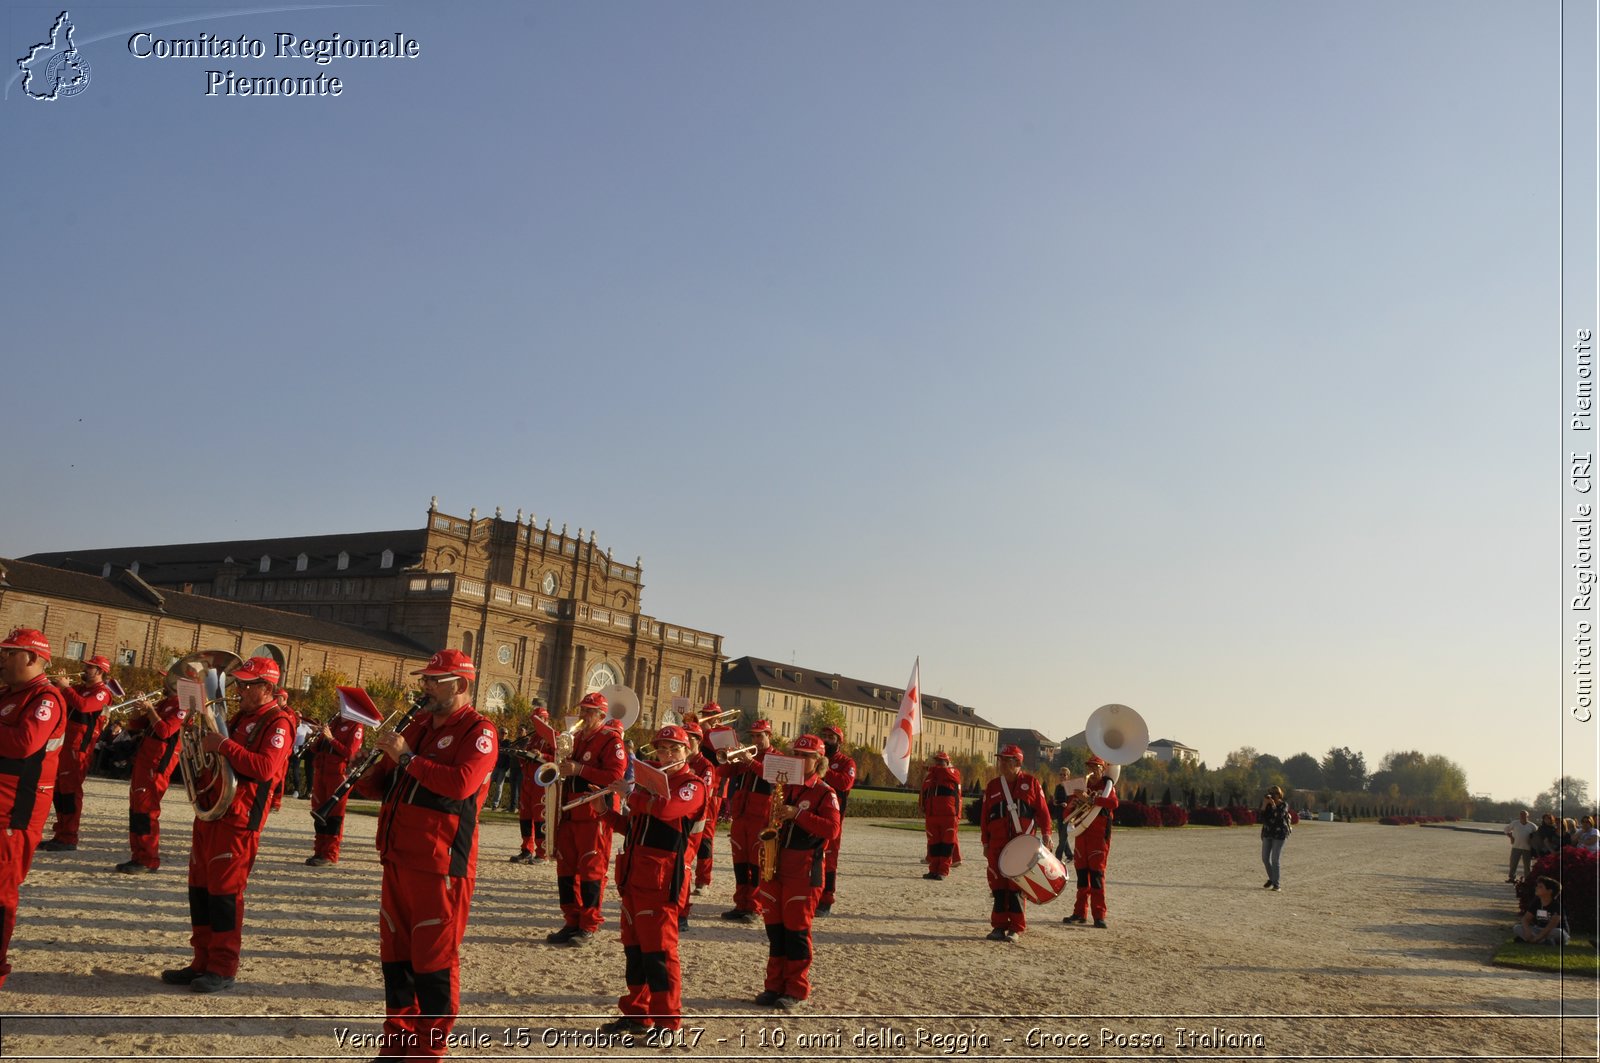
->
xmin=669 ymin=676 xmax=681 ymax=694
xmin=497 ymin=644 xmax=513 ymax=665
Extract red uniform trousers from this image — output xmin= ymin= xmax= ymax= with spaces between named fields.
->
xmin=554 ymin=818 xmax=612 ymax=931
xmin=983 ymin=844 xmax=1027 ymax=933
xmin=617 ymin=864 xmax=684 ymax=1029
xmin=819 ymin=819 xmax=843 ymax=906
xmin=187 ymin=819 xmax=263 ymax=978
xmin=924 ymin=815 xmax=960 ymax=876
xmin=1071 ymin=834 xmax=1110 ymax=920
xmin=728 ymin=813 xmax=767 ymax=913
xmin=310 ymin=759 xmax=353 ymax=862
xmin=693 ymin=795 xmax=718 ymax=888
xmin=515 ymin=771 xmax=546 ymax=857
xmin=128 ymin=769 xmax=175 ymax=869
xmin=49 ymin=743 xmax=94 ymax=845
xmin=378 ymin=862 xmax=476 ymax=1059
xmin=756 ymin=849 xmax=823 ymax=1001
xmin=0 ymin=828 xmax=41 ymax=988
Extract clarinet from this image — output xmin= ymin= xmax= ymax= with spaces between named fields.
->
xmin=312 ymin=692 xmax=428 ymax=826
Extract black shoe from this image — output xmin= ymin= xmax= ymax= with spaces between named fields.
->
xmin=160 ymin=966 xmax=202 ymax=985
xmin=721 ymin=908 xmax=756 ymax=923
xmin=773 ymin=995 xmax=802 ymax=1010
xmin=561 ymin=929 xmax=594 ymax=948
xmin=922 ymin=872 xmax=943 ymax=880
xmin=305 ymin=856 xmax=331 ymax=867
xmin=509 ymin=851 xmax=534 ymax=865
xmin=190 ymin=972 xmax=235 ymax=993
xmin=598 ymin=1016 xmax=651 ymax=1035
xmin=1270 ymin=883 xmax=1281 ymax=892
xmin=814 ymin=904 xmax=832 ymax=917
xmin=1093 ymin=918 xmax=1108 ymax=928
xmin=116 ymin=861 xmax=154 ymax=874
xmin=38 ymin=840 xmax=75 ymax=852
xmin=677 ymin=914 xmax=689 ymax=931
xmin=985 ymin=927 xmax=1008 ymax=941
xmin=1063 ymin=914 xmax=1087 ymax=925
xmin=754 ymin=990 xmax=782 ymax=1006
xmin=1263 ymin=880 xmax=1274 ymax=889
xmin=546 ymin=925 xmax=579 ymax=944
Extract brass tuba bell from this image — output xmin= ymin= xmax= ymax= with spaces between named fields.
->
xmin=172 ymin=650 xmax=244 ymax=822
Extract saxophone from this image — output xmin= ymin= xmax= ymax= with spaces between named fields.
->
xmin=758 ymin=777 xmax=786 ymax=883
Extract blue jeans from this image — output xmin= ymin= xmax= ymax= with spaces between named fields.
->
xmin=1261 ymin=836 xmax=1285 ymax=885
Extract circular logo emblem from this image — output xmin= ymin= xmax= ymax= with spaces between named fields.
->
xmin=34 ymin=702 xmax=53 ymax=721
xmin=476 ymin=734 xmax=493 ymax=754
xmin=437 ymin=735 xmax=454 ymax=750
xmin=582 ymin=752 xmax=592 ymax=762
xmin=678 ymin=785 xmax=696 ymax=802
xmin=799 ymin=800 xmax=811 ymax=811
xmin=270 ymin=732 xmax=285 ymax=748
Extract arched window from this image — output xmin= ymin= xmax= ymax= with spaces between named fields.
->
xmin=462 ymin=632 xmax=474 ymax=658
xmin=484 ymin=683 xmax=512 ymax=713
xmin=296 ymin=553 xmax=308 ymax=572
xmin=259 ymin=555 xmax=271 ymax=573
xmin=337 ymin=551 xmax=349 ymax=571
xmin=380 ymin=549 xmax=394 ymax=569
xmin=585 ymin=661 xmax=621 ymax=693
xmin=248 ymin=643 xmax=286 ymax=678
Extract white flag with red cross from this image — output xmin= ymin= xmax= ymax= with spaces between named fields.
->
xmin=881 ymin=658 xmax=921 ymax=785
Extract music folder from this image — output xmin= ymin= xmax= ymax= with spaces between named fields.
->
xmin=631 ymin=758 xmax=669 ymax=797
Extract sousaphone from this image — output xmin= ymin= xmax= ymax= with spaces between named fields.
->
xmin=1066 ymin=703 xmax=1150 ymax=838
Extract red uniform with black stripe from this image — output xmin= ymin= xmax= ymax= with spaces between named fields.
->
xmin=920 ymin=763 xmax=963 ymax=876
xmin=0 ymin=675 xmax=66 ymax=987
xmin=309 ymin=716 xmax=364 ymax=862
xmin=514 ymin=731 xmax=554 ymax=858
xmin=1069 ymin=782 xmax=1118 ymax=921
xmin=756 ymin=774 xmax=840 ymax=1002
xmin=48 ymin=680 xmax=111 ymax=845
xmin=186 ymin=698 xmax=293 ymax=979
xmin=607 ymin=763 xmax=705 ymax=1029
xmin=683 ymin=750 xmax=717 ymax=915
xmin=126 ymin=694 xmax=187 ymax=869
xmin=360 ymin=702 xmax=495 ymax=1060
xmin=724 ymin=749 xmax=775 ymax=914
xmin=554 ymin=722 xmax=627 ymax=933
xmin=819 ymin=748 xmax=855 ymax=907
xmin=980 ymin=772 xmax=1052 ymax=933
xmin=269 ymin=696 xmax=299 ymax=812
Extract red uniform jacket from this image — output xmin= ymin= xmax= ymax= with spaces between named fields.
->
xmin=725 ymin=748 xmax=776 ymax=821
xmin=775 ymin=775 xmax=842 ymax=884
xmin=609 ymin=762 xmax=705 ymax=897
xmin=60 ymin=681 xmax=112 ymax=759
xmin=1072 ymin=781 xmax=1119 ymax=852
xmin=685 ymin=751 xmax=717 ymax=836
xmin=0 ymin=676 xmax=67 ymax=831
xmin=128 ymin=694 xmax=187 ymax=784
xmin=980 ymin=772 xmax=1052 ymax=852
xmin=215 ymin=701 xmax=295 ymax=831
xmin=561 ymin=722 xmax=627 ymax=822
xmin=920 ymin=764 xmax=963 ymax=818
xmin=364 ymin=703 xmax=496 ymax=879
xmin=312 ymin=716 xmax=363 ymax=775
xmin=823 ymin=751 xmax=856 ymax=813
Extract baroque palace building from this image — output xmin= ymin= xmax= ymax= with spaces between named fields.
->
xmin=20 ymin=499 xmax=725 ymax=721
xmin=717 ymin=656 xmax=1000 ymax=763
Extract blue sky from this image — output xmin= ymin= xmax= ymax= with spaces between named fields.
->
xmin=3 ymin=1 xmax=1592 ymax=805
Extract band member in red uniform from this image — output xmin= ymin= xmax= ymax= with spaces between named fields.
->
xmin=546 ymin=691 xmax=627 ymax=946
xmin=1063 ymin=754 xmax=1118 ymax=929
xmin=305 ymin=708 xmax=364 ymax=866
xmin=721 ymin=719 xmax=776 ymax=922
xmin=979 ymin=745 xmax=1052 ymax=942
xmin=39 ymin=654 xmax=114 ymax=851
xmin=816 ymin=725 xmax=855 ymax=915
xmin=919 ymin=751 xmax=963 ymax=880
xmin=119 ymin=681 xmax=187 ymax=873
xmin=510 ymin=706 xmax=553 ymax=864
xmin=160 ymin=656 xmax=293 ymax=993
xmin=0 ymin=629 xmax=67 ymax=988
xmin=355 ymin=648 xmax=495 ymax=1060
xmin=755 ymin=733 xmax=840 ymax=1010
xmin=679 ymin=720 xmax=716 ymax=929
xmin=269 ymin=691 xmax=299 ymax=814
xmin=599 ymin=724 xmax=705 ymax=1035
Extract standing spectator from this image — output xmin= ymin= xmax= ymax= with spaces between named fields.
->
xmin=1051 ymin=768 xmax=1076 ymax=863
xmin=503 ymin=724 xmax=523 ymax=814
xmin=356 ymin=648 xmax=496 ymax=1059
xmin=0 ymin=628 xmax=68 ymax=987
xmin=291 ymin=715 xmax=317 ymax=799
xmin=1534 ymin=812 xmax=1561 ymax=857
xmin=1514 ymin=877 xmax=1569 ymax=945
xmin=1258 ymin=785 xmax=1293 ymax=891
xmin=487 ymin=728 xmax=511 ymax=811
xmin=1505 ymin=811 xmax=1536 ymax=882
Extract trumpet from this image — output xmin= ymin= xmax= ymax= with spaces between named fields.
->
xmin=716 ymin=743 xmax=758 ymax=765
xmin=106 ymin=689 xmax=162 ymax=716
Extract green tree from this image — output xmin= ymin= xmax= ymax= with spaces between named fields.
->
xmin=1321 ymin=746 xmax=1367 ymax=791
xmin=799 ymin=698 xmax=847 ymax=738
xmin=1535 ymin=776 xmax=1593 ymax=814
xmin=1282 ymin=752 xmax=1324 ymax=790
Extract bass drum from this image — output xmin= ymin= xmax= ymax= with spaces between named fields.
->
xmin=997 ymin=834 xmax=1068 ymax=904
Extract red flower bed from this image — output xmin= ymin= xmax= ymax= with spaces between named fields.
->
xmin=1225 ymin=805 xmax=1258 ymax=826
xmin=1160 ymin=804 xmax=1189 ymax=828
xmin=1190 ymin=807 xmax=1234 ymax=827
xmin=1113 ymin=801 xmax=1162 ymax=828
xmin=1521 ymin=846 xmax=1598 ymax=936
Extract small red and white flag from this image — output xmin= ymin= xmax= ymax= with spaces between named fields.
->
xmin=881 ymin=658 xmax=921 ymax=785
xmin=107 ymin=678 xmax=126 ymax=699
xmin=336 ymin=686 xmax=385 ymax=728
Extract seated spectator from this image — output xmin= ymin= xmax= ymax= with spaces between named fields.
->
xmin=1576 ymin=815 xmax=1600 ymax=853
xmin=1513 ymin=877 xmax=1569 ymax=946
xmin=1534 ymin=813 xmax=1562 ymax=856
xmin=1562 ymin=818 xmax=1578 ymax=849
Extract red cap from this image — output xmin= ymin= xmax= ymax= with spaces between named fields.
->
xmin=681 ymin=720 xmax=703 ymax=737
xmin=85 ymin=655 xmax=113 ymax=675
xmin=231 ymin=656 xmax=281 ymax=686
xmin=933 ymin=751 xmax=951 ymax=762
xmin=411 ymin=648 xmax=476 ymax=682
xmin=1 ymin=628 xmax=51 ymax=662
xmin=1085 ymin=754 xmax=1107 ymax=768
xmin=820 ymin=724 xmax=843 ymax=740
xmin=748 ymin=719 xmax=772 ymax=734
xmin=701 ymin=701 xmax=721 ymax=715
xmin=653 ymin=724 xmax=689 ymax=747
xmin=578 ymin=691 xmax=608 ymax=713
xmin=792 ymin=734 xmax=825 ymax=755
xmin=530 ymin=706 xmax=549 ymax=719
xmin=998 ymin=744 xmax=1024 ymax=761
